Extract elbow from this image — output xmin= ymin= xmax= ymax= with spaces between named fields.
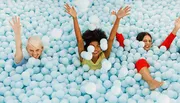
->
xmin=14 ymin=55 xmax=23 ymax=64
xmin=14 ymin=58 xmax=22 ymax=64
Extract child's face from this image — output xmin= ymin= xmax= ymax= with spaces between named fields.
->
xmin=142 ymin=35 xmax=152 ymax=51
xmin=90 ymin=41 xmax=102 ymax=57
xmin=26 ymin=43 xmax=43 ymax=59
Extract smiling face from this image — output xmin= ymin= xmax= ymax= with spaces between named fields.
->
xmin=90 ymin=41 xmax=102 ymax=57
xmin=142 ymin=35 xmax=152 ymax=51
xmin=26 ymin=36 xmax=43 ymax=59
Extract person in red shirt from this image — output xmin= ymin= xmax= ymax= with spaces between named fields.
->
xmin=116 ymin=16 xmax=180 ymax=90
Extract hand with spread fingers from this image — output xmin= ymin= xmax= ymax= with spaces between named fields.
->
xmin=9 ymin=16 xmax=23 ymax=64
xmin=9 ymin=16 xmax=21 ymax=35
xmin=172 ymin=17 xmax=180 ymax=35
xmin=64 ymin=3 xmax=84 ymax=62
xmin=64 ymin=3 xmax=77 ymax=18
xmin=104 ymin=6 xmax=130 ymax=58
xmin=113 ymin=6 xmax=131 ymax=19
xmin=174 ymin=17 xmax=180 ymax=30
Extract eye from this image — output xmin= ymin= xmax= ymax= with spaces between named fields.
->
xmin=36 ymin=49 xmax=40 ymax=52
xmin=143 ymin=40 xmax=147 ymax=42
xmin=30 ymin=50 xmax=34 ymax=52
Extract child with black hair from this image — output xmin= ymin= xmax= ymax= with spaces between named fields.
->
xmin=65 ymin=4 xmax=130 ymax=70
xmin=116 ymin=16 xmax=180 ymax=90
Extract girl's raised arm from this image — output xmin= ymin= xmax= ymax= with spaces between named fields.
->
xmin=65 ymin=4 xmax=84 ymax=62
xmin=104 ymin=6 xmax=130 ymax=58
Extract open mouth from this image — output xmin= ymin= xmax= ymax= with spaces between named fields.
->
xmin=33 ymin=55 xmax=39 ymax=59
xmin=93 ymin=51 xmax=99 ymax=55
xmin=144 ymin=46 xmax=150 ymax=50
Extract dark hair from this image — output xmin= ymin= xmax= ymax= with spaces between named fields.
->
xmin=136 ymin=32 xmax=152 ymax=41
xmin=82 ymin=29 xmax=107 ymax=51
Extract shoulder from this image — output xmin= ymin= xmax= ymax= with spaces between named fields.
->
xmin=14 ymin=57 xmax=27 ymax=67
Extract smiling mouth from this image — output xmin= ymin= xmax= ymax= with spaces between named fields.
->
xmin=93 ymin=53 xmax=98 ymax=55
xmin=144 ymin=46 xmax=150 ymax=48
xmin=93 ymin=51 xmax=99 ymax=55
xmin=33 ymin=55 xmax=39 ymax=59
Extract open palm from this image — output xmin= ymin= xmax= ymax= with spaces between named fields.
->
xmin=175 ymin=17 xmax=180 ymax=30
xmin=9 ymin=16 xmax=21 ymax=35
xmin=116 ymin=6 xmax=131 ymax=19
xmin=64 ymin=4 xmax=77 ymax=18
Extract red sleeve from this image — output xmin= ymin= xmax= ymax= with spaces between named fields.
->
xmin=135 ymin=59 xmax=150 ymax=73
xmin=116 ymin=32 xmax=125 ymax=48
xmin=159 ymin=32 xmax=176 ymax=49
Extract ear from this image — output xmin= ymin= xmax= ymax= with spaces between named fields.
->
xmin=41 ymin=46 xmax=44 ymax=51
xmin=26 ymin=46 xmax=29 ymax=53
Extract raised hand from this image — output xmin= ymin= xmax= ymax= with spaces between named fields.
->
xmin=9 ymin=16 xmax=23 ymax=64
xmin=9 ymin=16 xmax=21 ymax=35
xmin=64 ymin=4 xmax=77 ymax=18
xmin=116 ymin=6 xmax=131 ymax=19
xmin=104 ymin=6 xmax=130 ymax=58
xmin=175 ymin=17 xmax=180 ymax=30
xmin=64 ymin=3 xmax=84 ymax=62
xmin=172 ymin=17 xmax=180 ymax=35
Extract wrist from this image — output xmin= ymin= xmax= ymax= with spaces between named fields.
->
xmin=115 ymin=17 xmax=121 ymax=22
xmin=73 ymin=16 xmax=77 ymax=19
xmin=174 ymin=27 xmax=179 ymax=31
xmin=117 ymin=16 xmax=122 ymax=20
xmin=172 ymin=27 xmax=179 ymax=35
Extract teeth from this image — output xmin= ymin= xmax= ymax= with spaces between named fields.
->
xmin=93 ymin=51 xmax=98 ymax=54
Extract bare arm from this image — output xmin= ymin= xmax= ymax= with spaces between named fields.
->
xmin=65 ymin=4 xmax=84 ymax=62
xmin=159 ymin=17 xmax=180 ymax=49
xmin=104 ymin=6 xmax=130 ymax=58
xmin=9 ymin=16 xmax=23 ymax=63
xmin=172 ymin=17 xmax=180 ymax=35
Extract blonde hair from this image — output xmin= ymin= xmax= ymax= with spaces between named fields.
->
xmin=27 ymin=36 xmax=43 ymax=49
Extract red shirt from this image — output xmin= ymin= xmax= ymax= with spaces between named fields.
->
xmin=116 ymin=32 xmax=176 ymax=49
xmin=159 ymin=32 xmax=176 ymax=49
xmin=116 ymin=33 xmax=125 ymax=48
xmin=116 ymin=32 xmax=176 ymax=72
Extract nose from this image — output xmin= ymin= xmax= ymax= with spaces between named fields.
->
xmin=34 ymin=51 xmax=37 ymax=54
xmin=33 ymin=52 xmax=38 ymax=56
xmin=94 ymin=47 xmax=100 ymax=52
xmin=95 ymin=47 xmax=98 ymax=51
xmin=145 ymin=41 xmax=150 ymax=45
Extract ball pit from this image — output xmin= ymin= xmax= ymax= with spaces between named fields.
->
xmin=0 ymin=0 xmax=180 ymax=103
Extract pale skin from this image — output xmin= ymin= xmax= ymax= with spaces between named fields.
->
xmin=26 ymin=39 xmax=43 ymax=59
xmin=9 ymin=16 xmax=23 ymax=64
xmin=10 ymin=16 xmax=43 ymax=63
xmin=65 ymin=4 xmax=130 ymax=63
